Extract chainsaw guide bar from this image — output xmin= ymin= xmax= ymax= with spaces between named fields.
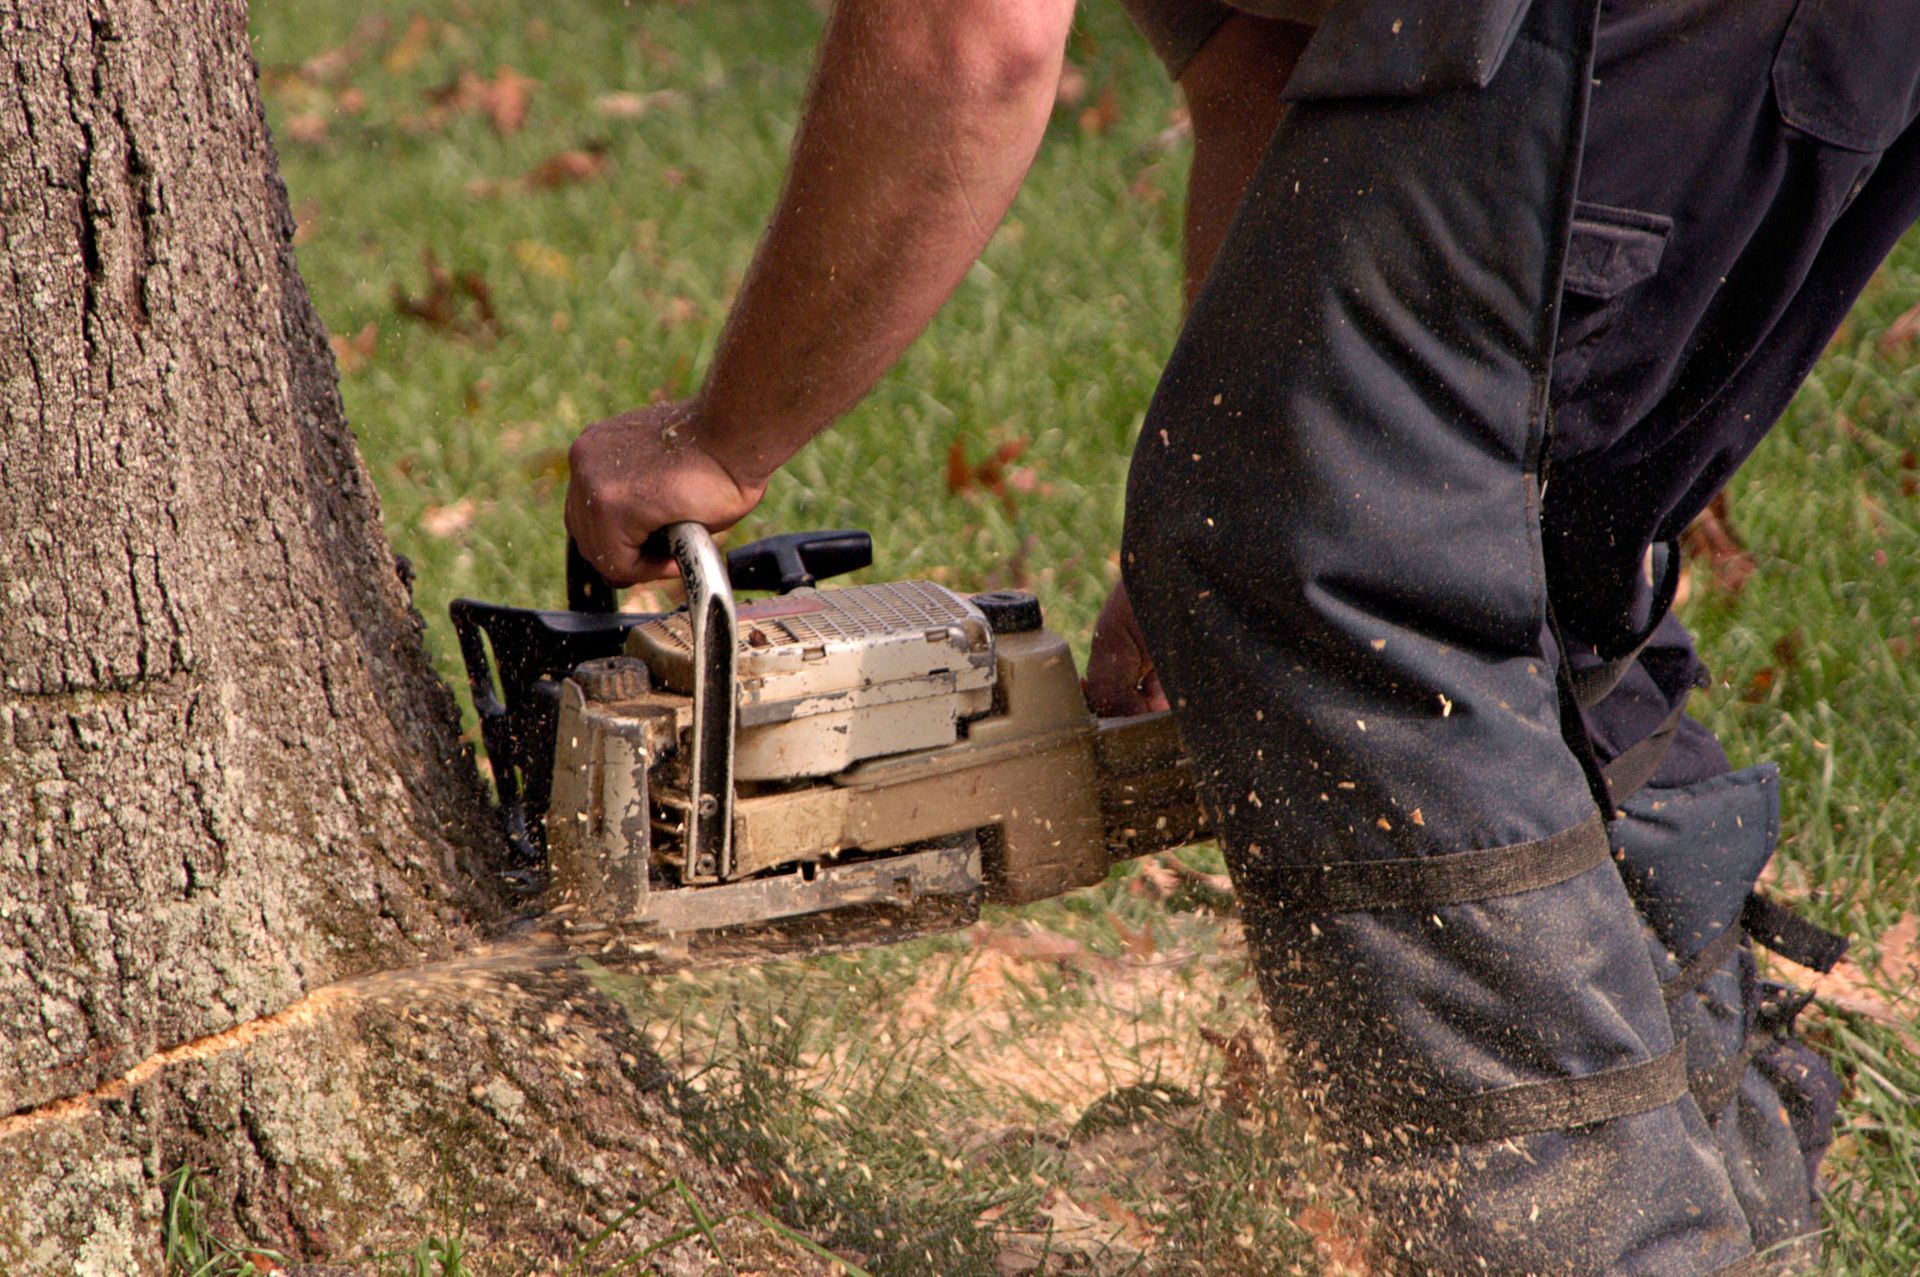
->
xmin=451 ymin=526 xmax=1208 ymax=957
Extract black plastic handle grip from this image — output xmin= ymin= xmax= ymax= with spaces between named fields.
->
xmin=726 ymin=529 xmax=871 ymax=594
xmin=565 ymin=527 xmax=873 ymax=611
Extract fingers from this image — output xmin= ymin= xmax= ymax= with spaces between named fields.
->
xmin=565 ymin=493 xmax=678 ymax=586
xmin=1084 ymin=580 xmax=1168 ymax=716
xmin=563 ymin=402 xmax=768 ymax=589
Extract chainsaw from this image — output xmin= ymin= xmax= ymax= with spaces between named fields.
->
xmin=449 ymin=524 xmax=1207 ymax=949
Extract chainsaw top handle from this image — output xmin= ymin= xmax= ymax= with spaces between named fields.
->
xmin=666 ymin=523 xmax=737 ymax=882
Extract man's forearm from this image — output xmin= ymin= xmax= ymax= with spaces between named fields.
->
xmin=693 ymin=0 xmax=1074 ymax=484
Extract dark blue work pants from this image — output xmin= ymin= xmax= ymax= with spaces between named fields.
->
xmin=1123 ymin=0 xmax=1920 ymax=1270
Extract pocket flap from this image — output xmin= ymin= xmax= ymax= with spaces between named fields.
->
xmin=1562 ymin=202 xmax=1673 ymax=300
xmin=1774 ymin=0 xmax=1920 ymax=153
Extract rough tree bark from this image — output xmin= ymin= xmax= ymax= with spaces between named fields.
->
xmin=0 ymin=4 xmax=810 ymax=1272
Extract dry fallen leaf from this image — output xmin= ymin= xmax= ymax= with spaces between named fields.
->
xmin=328 ymin=322 xmax=377 ymax=374
xmin=471 ymin=147 xmax=611 ymax=198
xmin=1079 ymin=85 xmax=1121 ymax=135
xmin=1128 ymin=856 xmax=1181 ymax=901
xmin=479 ymin=64 xmax=536 ymax=134
xmin=424 ymin=65 xmax=539 ymax=136
xmin=283 ymin=111 xmax=329 ymax=146
xmin=1682 ymin=491 xmax=1754 ymax=596
xmin=383 ymin=14 xmax=434 ymax=74
xmin=1198 ymin=1025 xmax=1269 ymax=1116
xmin=1879 ymin=300 xmax=1920 ymax=355
xmin=657 ymin=295 xmax=700 ymax=327
xmin=946 ymin=434 xmax=1036 ymax=512
xmin=596 ymin=88 xmax=688 ymax=120
xmin=512 ymin=239 xmax=575 ymax=281
xmin=975 ymin=922 xmax=1087 ymax=967
xmin=420 ymin=497 xmax=476 ymax=539
xmin=524 ymin=146 xmax=608 ymax=188
xmin=393 ymin=249 xmax=499 ymax=340
xmin=1765 ymin=911 xmax=1918 ymax=1049
xmin=292 ymin=199 xmax=321 ymax=247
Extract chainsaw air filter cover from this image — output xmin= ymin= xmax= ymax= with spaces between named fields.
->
xmin=626 ymin=580 xmax=996 ymax=781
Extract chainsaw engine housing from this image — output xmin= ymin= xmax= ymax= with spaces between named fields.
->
xmin=545 ymin=575 xmax=1115 ymax=933
xmin=450 ymin=526 xmax=1205 ymax=944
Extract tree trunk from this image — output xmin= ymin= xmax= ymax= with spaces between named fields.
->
xmin=0 ymin=4 xmax=798 ymax=1271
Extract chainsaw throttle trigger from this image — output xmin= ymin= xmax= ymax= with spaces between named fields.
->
xmin=725 ymin=529 xmax=871 ymax=594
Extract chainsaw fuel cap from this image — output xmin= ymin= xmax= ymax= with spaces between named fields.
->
xmin=969 ymin=590 xmax=1043 ymax=634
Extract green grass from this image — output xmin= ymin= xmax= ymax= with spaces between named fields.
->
xmin=251 ymin=0 xmax=1919 ymax=1272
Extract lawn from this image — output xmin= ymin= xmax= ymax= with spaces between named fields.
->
xmin=248 ymin=1 xmax=1919 ymax=1272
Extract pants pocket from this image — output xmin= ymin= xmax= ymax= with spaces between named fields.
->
xmin=1554 ymin=200 xmax=1673 ymax=392
xmin=1772 ymin=0 xmax=1920 ymax=153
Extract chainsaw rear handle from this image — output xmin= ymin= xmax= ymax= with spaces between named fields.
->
xmin=567 ymin=528 xmax=874 ymax=612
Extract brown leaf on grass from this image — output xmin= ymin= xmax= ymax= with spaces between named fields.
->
xmin=945 ymin=438 xmax=971 ymax=494
xmin=424 ymin=66 xmax=538 ymax=136
xmin=1742 ymin=630 xmax=1803 ymax=703
xmin=392 ymin=249 xmax=499 ymax=340
xmin=526 ymin=146 xmax=608 ymax=188
xmin=993 ymin=1187 xmax=1147 ymax=1275
xmin=947 ymin=434 xmax=1035 ymax=512
xmin=633 ymin=29 xmax=679 ymax=72
xmin=596 ymin=88 xmax=688 ymax=120
xmin=1165 ymin=855 xmax=1236 ymax=901
xmin=1079 ymin=85 xmax=1121 ymax=135
xmin=266 ymin=14 xmax=389 ymax=96
xmin=1887 ymin=617 xmax=1920 ymax=659
xmin=292 ymin=199 xmax=322 ymax=246
xmin=420 ymin=497 xmax=476 ymax=538
xmin=383 ymin=14 xmax=435 ymax=74
xmin=512 ymin=239 xmax=575 ymax=281
xmin=1127 ymin=164 xmax=1167 ymax=204
xmin=1766 ymin=912 xmax=1919 ymax=1049
xmin=469 ymin=145 xmax=611 ymax=198
xmin=328 ymin=322 xmax=377 ymax=374
xmin=283 ymin=111 xmax=329 ymax=146
xmin=1878 ymin=300 xmax=1920 ymax=356
xmin=1682 ymin=491 xmax=1755 ymax=596
xmin=657 ymin=295 xmax=700 ymax=327
xmin=480 ymin=65 xmax=536 ymax=133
